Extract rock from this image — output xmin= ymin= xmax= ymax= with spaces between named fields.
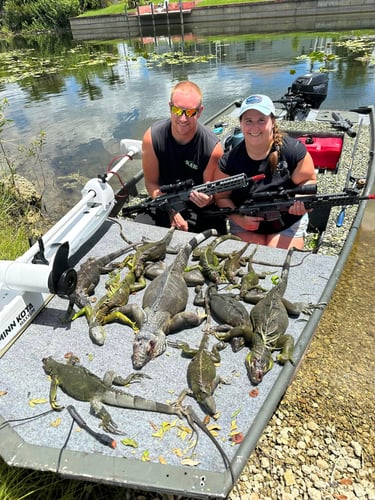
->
xmin=283 ymin=469 xmax=296 ymax=486
xmin=350 ymin=440 xmax=362 ymax=457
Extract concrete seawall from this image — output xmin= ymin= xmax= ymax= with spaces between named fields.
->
xmin=70 ymin=0 xmax=375 ymax=41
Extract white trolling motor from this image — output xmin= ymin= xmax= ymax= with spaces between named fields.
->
xmin=0 ymin=241 xmax=77 ymax=297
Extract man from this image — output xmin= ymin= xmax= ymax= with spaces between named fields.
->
xmin=141 ymin=80 xmax=225 ymax=233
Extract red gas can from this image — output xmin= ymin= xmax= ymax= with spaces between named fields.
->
xmin=298 ymin=135 xmax=343 ymax=171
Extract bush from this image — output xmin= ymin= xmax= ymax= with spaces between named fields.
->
xmin=3 ymin=0 xmax=81 ymax=32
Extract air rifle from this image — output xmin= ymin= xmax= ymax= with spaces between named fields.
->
xmin=206 ymin=184 xmax=375 ymax=222
xmin=122 ymin=173 xmax=265 ymax=216
xmin=331 ymin=112 xmax=356 ymax=138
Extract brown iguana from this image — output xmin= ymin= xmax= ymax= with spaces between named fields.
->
xmin=132 ymin=229 xmax=218 ymax=370
xmin=42 ymin=356 xmax=234 ymax=479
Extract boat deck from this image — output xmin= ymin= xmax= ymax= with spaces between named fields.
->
xmin=0 ymin=220 xmax=338 ymax=498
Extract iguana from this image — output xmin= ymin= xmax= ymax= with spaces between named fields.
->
xmin=169 ymin=330 xmax=227 ymax=416
xmin=238 ymin=245 xmax=267 ymax=300
xmin=42 ymin=356 xmax=234 ymax=479
xmin=72 ymin=261 xmax=146 ymax=345
xmin=66 ymin=243 xmax=138 ymax=317
xmin=216 ymin=247 xmax=324 ymax=384
xmin=132 ymin=229 xmax=218 ymax=370
xmin=196 ymin=234 xmax=242 ymax=283
xmin=223 ymin=241 xmax=250 ymax=284
xmin=131 ymin=226 xmax=177 ymax=279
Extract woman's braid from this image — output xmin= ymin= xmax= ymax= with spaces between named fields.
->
xmin=269 ymin=120 xmax=285 ymax=173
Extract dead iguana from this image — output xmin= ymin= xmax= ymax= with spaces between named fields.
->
xmin=168 ymin=330 xmax=227 ymax=416
xmin=42 ymin=356 xmax=234 ymax=480
xmin=132 ymin=229 xmax=218 ymax=370
xmin=216 ymin=247 xmax=325 ymax=385
xmin=66 ymin=243 xmax=137 ymax=318
xmin=223 ymin=241 xmax=250 ymax=284
xmin=131 ymin=226 xmax=177 ymax=279
xmin=194 ymin=234 xmax=242 ymax=283
xmin=72 ymin=261 xmax=146 ymax=345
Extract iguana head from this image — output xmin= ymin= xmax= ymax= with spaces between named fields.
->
xmin=245 ymin=349 xmax=273 ymax=385
xmin=132 ymin=330 xmax=166 ymax=370
xmin=199 ymin=395 xmax=217 ymax=416
xmin=42 ymin=356 xmax=56 ymax=375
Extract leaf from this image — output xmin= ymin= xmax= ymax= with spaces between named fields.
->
xmin=0 ymin=391 xmax=8 ymax=396
xmin=181 ymin=458 xmax=201 ymax=467
xmin=158 ymin=455 xmax=167 ymax=464
xmin=28 ymin=398 xmax=48 ymax=408
xmin=149 ymin=420 xmax=158 ymax=431
xmin=249 ymin=388 xmax=259 ymax=398
xmin=50 ymin=417 xmax=61 ymax=428
xmin=141 ymin=450 xmax=150 ymax=461
xmin=231 ymin=408 xmax=242 ymax=418
xmin=152 ymin=428 xmax=165 ymax=439
xmin=207 ymin=423 xmax=221 ymax=431
xmin=230 ymin=420 xmax=238 ymax=431
xmin=120 ymin=438 xmax=138 ymax=448
xmin=339 ymin=478 xmax=353 ymax=485
xmin=172 ymin=448 xmax=184 ymax=457
xmin=230 ymin=432 xmax=244 ymax=444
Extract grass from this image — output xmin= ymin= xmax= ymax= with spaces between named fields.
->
xmin=0 ymin=190 xmax=32 ymax=259
xmin=78 ymin=0 xmax=265 ymax=17
xmin=0 ymin=458 xmax=142 ymax=500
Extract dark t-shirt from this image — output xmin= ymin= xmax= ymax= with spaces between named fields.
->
xmin=149 ymin=119 xmax=225 ymax=233
xmin=219 ymin=135 xmax=307 ymax=234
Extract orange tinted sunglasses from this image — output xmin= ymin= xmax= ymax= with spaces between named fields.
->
xmin=170 ymin=104 xmax=201 ymax=118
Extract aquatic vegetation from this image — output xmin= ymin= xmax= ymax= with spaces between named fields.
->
xmin=334 ymin=35 xmax=375 ymax=64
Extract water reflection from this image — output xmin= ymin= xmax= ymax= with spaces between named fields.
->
xmin=0 ymin=31 xmax=374 ymax=217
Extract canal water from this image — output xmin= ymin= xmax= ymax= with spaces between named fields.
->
xmin=0 ymin=30 xmax=374 ymax=219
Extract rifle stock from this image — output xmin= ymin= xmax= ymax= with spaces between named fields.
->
xmin=122 ymin=173 xmax=265 ymax=216
xmin=331 ymin=112 xmax=356 ymax=138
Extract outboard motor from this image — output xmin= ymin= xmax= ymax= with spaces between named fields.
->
xmin=290 ymin=72 xmax=328 ymax=109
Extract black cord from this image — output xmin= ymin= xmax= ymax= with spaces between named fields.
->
xmin=0 ymin=409 xmax=55 ymax=431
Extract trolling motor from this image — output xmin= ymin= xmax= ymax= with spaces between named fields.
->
xmin=0 ymin=240 xmax=77 ymax=297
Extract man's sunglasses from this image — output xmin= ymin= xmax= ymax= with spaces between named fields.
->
xmin=170 ymin=104 xmax=201 ymax=118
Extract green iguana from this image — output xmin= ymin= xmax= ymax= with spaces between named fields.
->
xmin=42 ymin=356 xmax=234 ymax=480
xmin=168 ymin=330 xmax=227 ymax=416
xmin=216 ymin=248 xmax=325 ymax=384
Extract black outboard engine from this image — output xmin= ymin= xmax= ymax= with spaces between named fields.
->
xmin=273 ymin=72 xmax=329 ymax=121
xmin=290 ymin=73 xmax=328 ymax=109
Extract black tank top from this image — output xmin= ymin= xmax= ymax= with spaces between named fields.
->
xmin=219 ymin=136 xmax=308 ymax=234
xmin=151 ymin=119 xmax=219 ymax=186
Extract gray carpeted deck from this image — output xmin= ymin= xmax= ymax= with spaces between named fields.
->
xmin=0 ymin=219 xmax=337 ymax=495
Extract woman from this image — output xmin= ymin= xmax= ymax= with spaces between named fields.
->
xmin=214 ymin=94 xmax=316 ymax=249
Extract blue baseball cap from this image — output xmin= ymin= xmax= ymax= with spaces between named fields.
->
xmin=239 ymin=94 xmax=276 ymax=117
